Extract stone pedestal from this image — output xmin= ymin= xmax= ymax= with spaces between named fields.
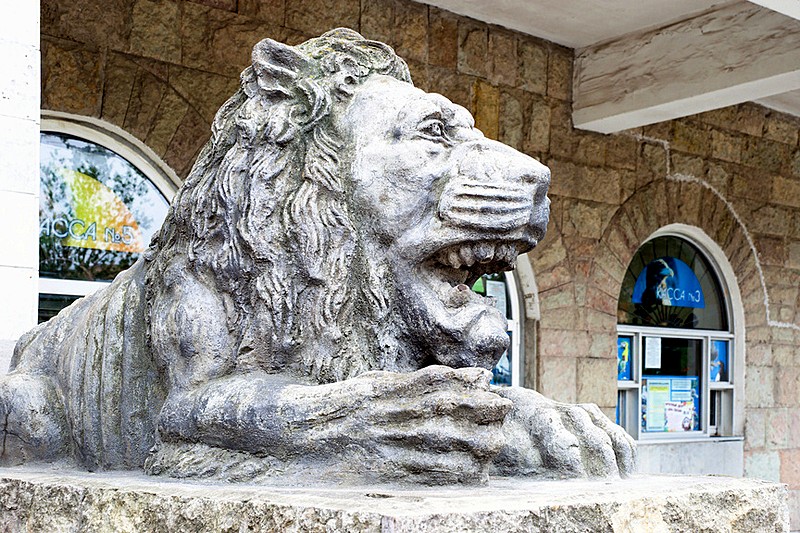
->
xmin=0 ymin=468 xmax=788 ymax=532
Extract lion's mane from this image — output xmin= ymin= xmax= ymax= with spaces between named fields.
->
xmin=145 ymin=29 xmax=411 ymax=384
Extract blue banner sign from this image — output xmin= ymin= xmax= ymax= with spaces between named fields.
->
xmin=632 ymin=257 xmax=705 ymax=308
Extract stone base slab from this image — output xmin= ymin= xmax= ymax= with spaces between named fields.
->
xmin=0 ymin=468 xmax=789 ymax=532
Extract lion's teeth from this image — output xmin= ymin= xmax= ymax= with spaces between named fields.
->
xmin=474 ymin=243 xmax=494 ymax=263
xmin=459 ymin=246 xmax=476 ymax=267
xmin=498 ymin=244 xmax=517 ymax=265
xmin=448 ymin=250 xmax=462 ymax=269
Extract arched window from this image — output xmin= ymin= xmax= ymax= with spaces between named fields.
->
xmin=616 ymin=233 xmax=736 ymax=439
xmin=38 ymin=114 xmax=178 ymax=322
xmin=471 ymin=272 xmax=524 ymax=387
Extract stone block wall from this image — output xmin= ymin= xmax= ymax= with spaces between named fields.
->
xmin=40 ymin=0 xmax=800 ymax=526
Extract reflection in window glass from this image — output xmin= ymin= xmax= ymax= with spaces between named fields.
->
xmin=617 ymin=236 xmax=727 ymax=330
xmin=710 ymin=339 xmax=730 ymax=382
xmin=39 ymin=132 xmax=170 ymax=281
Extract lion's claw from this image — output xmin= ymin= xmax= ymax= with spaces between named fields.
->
xmin=491 ymin=387 xmax=636 ymax=479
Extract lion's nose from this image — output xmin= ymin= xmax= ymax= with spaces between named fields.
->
xmin=463 ymin=140 xmax=551 ymax=187
xmin=438 ymin=141 xmax=551 ymax=234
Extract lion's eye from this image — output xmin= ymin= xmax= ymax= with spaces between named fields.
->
xmin=419 ymin=119 xmax=446 ymax=139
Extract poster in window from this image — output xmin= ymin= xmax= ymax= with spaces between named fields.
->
xmin=710 ymin=340 xmax=729 ymax=382
xmin=632 ymin=257 xmax=705 ymax=308
xmin=642 ymin=376 xmax=700 ymax=432
xmin=617 ymin=336 xmax=633 ymax=381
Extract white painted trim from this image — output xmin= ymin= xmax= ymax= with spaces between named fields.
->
xmin=41 ymin=112 xmax=181 ymax=199
xmin=576 ymin=71 xmax=800 ymax=133
xmin=39 ymin=278 xmax=110 ymax=297
xmin=505 ymin=272 xmax=523 ymax=388
xmin=514 ymin=253 xmax=541 ymax=321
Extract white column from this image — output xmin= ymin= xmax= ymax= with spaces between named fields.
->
xmin=0 ymin=1 xmax=40 ymax=372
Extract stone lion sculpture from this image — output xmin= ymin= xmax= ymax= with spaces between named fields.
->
xmin=0 ymin=29 xmax=634 ymax=484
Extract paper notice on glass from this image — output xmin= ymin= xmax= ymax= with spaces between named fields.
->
xmin=485 ymin=280 xmax=507 ymax=315
xmin=664 ymin=401 xmax=694 ymax=432
xmin=645 ymin=379 xmax=670 ymax=431
xmin=645 ymin=337 xmax=662 ymax=369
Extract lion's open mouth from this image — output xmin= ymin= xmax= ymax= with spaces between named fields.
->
xmin=417 ymin=239 xmax=526 ymax=312
xmin=434 ymin=241 xmax=519 ymax=283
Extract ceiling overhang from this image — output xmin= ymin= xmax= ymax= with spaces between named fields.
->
xmin=416 ymin=0 xmax=800 ymax=133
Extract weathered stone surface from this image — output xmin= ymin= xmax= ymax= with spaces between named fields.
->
xmin=129 ymin=0 xmax=181 ymax=63
xmin=100 ymin=53 xmax=138 ymax=127
xmin=145 ymin=89 xmax=190 ymax=158
xmin=167 ymin=64 xmax=239 ymax=123
xmin=546 ymin=46 xmax=571 ymax=101
xmin=428 ymin=7 xmax=458 ymax=69
xmin=163 ymin=107 xmax=209 ymax=178
xmin=0 ymin=470 xmax=789 ymax=532
xmin=393 ymin=1 xmax=427 ymax=64
xmin=525 ymin=96 xmax=551 ymax=153
xmin=181 ymin=3 xmax=278 ymax=76
xmin=473 ymin=79 xmax=500 ymax=140
xmin=359 ymin=0 xmax=394 ymax=46
xmin=517 ymin=38 xmax=548 ymax=95
xmin=237 ymin=0 xmax=284 ymax=23
xmin=6 ymin=30 xmax=635 ymax=487
xmin=285 ymin=0 xmax=359 ymax=36
xmin=577 ymin=356 xmax=617 ymax=407
xmin=41 ymin=0 xmax=132 ymax=50
xmin=41 ymin=39 xmax=103 ymax=117
xmin=458 ymin=19 xmax=488 ymax=77
xmin=489 ymin=28 xmax=517 ymax=87
xmin=499 ymin=90 xmax=523 ymax=150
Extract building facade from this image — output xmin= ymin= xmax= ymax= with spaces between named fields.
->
xmin=2 ymin=0 xmax=799 ymax=527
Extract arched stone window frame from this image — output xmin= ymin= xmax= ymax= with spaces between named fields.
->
xmin=39 ymin=111 xmax=179 ymax=300
xmin=617 ymin=223 xmax=745 ymax=441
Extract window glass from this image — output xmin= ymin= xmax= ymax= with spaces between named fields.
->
xmin=710 ymin=339 xmax=730 ymax=382
xmin=38 ymin=293 xmax=81 ymax=323
xmin=472 ymin=273 xmax=515 ymax=386
xmin=641 ymin=337 xmax=702 ymax=433
xmin=39 ymin=132 xmax=170 ymax=282
xmin=617 ymin=236 xmax=727 ymax=330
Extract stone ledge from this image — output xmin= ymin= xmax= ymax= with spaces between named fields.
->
xmin=0 ymin=468 xmax=789 ymax=532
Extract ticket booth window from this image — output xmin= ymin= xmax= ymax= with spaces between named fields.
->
xmin=616 ymin=235 xmax=734 ymax=439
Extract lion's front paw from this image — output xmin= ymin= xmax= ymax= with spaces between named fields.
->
xmin=491 ymin=387 xmax=636 ymax=479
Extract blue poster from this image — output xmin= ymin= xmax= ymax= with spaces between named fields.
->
xmin=617 ymin=336 xmax=632 ymax=381
xmin=710 ymin=340 xmax=729 ymax=382
xmin=632 ymin=257 xmax=705 ymax=308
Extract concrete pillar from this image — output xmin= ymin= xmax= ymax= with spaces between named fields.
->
xmin=0 ymin=2 xmax=40 ymax=372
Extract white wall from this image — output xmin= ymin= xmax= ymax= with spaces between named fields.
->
xmin=637 ymin=438 xmax=744 ymax=477
xmin=0 ymin=2 xmax=40 ymax=372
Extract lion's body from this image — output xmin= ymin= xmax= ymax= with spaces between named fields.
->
xmin=0 ymin=29 xmax=634 ymax=482
xmin=4 ymin=261 xmax=165 ymax=468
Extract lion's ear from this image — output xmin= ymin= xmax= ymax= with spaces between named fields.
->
xmin=246 ymin=38 xmax=312 ymax=100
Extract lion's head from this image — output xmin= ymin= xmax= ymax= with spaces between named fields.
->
xmin=146 ymin=29 xmax=550 ymax=384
